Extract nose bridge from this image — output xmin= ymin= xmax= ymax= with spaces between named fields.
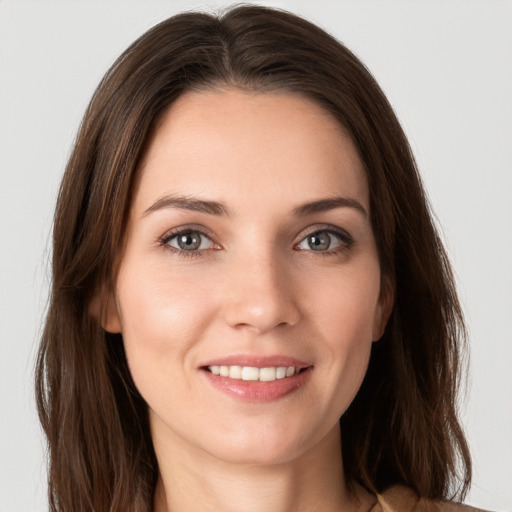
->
xmin=222 ymin=245 xmax=300 ymax=333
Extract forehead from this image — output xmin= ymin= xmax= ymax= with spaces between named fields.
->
xmin=133 ymin=88 xmax=368 ymax=215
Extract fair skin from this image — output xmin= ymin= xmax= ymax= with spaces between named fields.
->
xmin=103 ymin=89 xmax=392 ymax=512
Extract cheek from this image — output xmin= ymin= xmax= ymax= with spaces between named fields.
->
xmin=115 ymin=259 xmax=217 ymax=376
xmin=310 ymin=261 xmax=382 ymax=343
xmin=320 ymin=295 xmax=375 ymax=385
xmin=308 ymin=262 xmax=381 ymax=406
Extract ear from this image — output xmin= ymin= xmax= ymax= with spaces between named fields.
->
xmin=89 ymin=286 xmax=122 ymax=334
xmin=372 ymin=278 xmax=394 ymax=341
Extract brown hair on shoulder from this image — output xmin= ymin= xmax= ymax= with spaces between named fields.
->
xmin=36 ymin=5 xmax=471 ymax=511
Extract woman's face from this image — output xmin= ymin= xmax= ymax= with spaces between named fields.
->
xmin=104 ymin=89 xmax=391 ymax=465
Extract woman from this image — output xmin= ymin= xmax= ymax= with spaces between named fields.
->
xmin=36 ymin=5 xmax=485 ymax=511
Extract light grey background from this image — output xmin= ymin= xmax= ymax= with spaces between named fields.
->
xmin=1 ymin=1 xmax=511 ymax=511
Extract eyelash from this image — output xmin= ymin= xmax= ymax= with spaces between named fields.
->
xmin=158 ymin=225 xmax=354 ymax=259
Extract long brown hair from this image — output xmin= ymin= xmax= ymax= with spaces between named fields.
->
xmin=36 ymin=5 xmax=471 ymax=511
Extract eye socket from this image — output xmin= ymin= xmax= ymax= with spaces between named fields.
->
xmin=165 ymin=230 xmax=215 ymax=251
xmin=296 ymin=229 xmax=349 ymax=252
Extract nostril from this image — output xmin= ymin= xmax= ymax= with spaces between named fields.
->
xmin=223 ymin=296 xmax=301 ymax=334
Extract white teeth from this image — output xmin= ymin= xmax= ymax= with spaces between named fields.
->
xmin=241 ymin=366 xmax=259 ymax=381
xmin=229 ymin=365 xmax=242 ymax=379
xmin=259 ymin=367 xmax=276 ymax=382
xmin=208 ymin=365 xmax=301 ymax=381
xmin=276 ymin=367 xmax=287 ymax=379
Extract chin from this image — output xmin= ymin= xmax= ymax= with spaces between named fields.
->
xmin=199 ymin=420 xmax=333 ymax=467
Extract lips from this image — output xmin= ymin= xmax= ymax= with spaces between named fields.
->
xmin=200 ymin=355 xmax=313 ymax=402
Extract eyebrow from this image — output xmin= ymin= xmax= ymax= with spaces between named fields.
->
xmin=142 ymin=194 xmax=367 ymax=218
xmin=292 ymin=197 xmax=368 ymax=217
xmin=143 ymin=195 xmax=229 ymax=217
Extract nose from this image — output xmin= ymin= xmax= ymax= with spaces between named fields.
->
xmin=222 ymin=252 xmax=301 ymax=334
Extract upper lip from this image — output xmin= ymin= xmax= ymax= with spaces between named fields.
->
xmin=200 ymin=355 xmax=312 ymax=369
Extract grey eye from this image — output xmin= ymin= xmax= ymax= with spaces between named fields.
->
xmin=297 ymin=230 xmax=343 ymax=251
xmin=168 ymin=231 xmax=213 ymax=251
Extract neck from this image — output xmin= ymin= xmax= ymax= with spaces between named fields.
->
xmin=152 ymin=422 xmax=374 ymax=512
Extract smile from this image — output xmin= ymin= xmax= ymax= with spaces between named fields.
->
xmin=201 ymin=356 xmax=312 ymax=401
xmin=202 ymin=362 xmax=312 ymax=402
xmin=208 ymin=365 xmax=299 ymax=381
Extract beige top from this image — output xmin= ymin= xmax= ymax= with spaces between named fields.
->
xmin=370 ymin=485 xmax=489 ymax=512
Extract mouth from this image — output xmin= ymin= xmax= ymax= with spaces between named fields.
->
xmin=199 ymin=357 xmax=313 ymax=402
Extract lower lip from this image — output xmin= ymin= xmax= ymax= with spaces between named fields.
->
xmin=201 ymin=368 xmax=312 ymax=402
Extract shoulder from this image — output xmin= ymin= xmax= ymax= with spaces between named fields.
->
xmin=372 ymin=485 xmax=491 ymax=512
